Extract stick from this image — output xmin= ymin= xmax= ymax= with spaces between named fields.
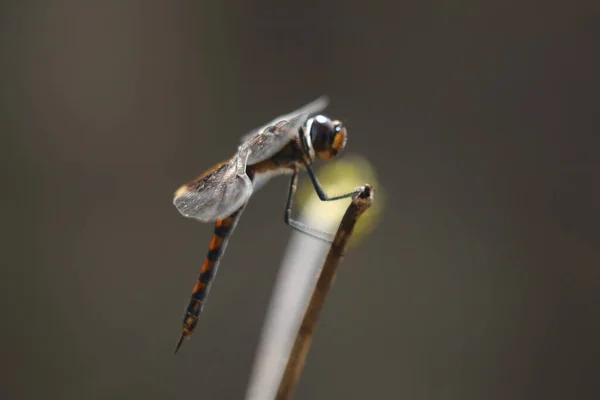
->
xmin=275 ymin=184 xmax=375 ymax=400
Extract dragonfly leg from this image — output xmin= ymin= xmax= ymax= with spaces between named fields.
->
xmin=305 ymin=163 xmax=364 ymax=201
xmin=284 ymin=170 xmax=334 ymax=243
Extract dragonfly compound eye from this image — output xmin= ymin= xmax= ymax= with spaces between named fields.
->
xmin=310 ymin=116 xmax=347 ymax=160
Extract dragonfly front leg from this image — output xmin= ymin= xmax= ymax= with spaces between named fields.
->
xmin=305 ymin=163 xmax=365 ymax=201
xmin=284 ymin=169 xmax=334 ymax=243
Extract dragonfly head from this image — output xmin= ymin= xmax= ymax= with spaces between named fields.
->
xmin=306 ymin=115 xmax=347 ymax=161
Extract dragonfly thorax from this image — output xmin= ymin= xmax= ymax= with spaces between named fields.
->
xmin=304 ymin=115 xmax=348 ymax=161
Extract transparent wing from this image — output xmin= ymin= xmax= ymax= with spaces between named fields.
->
xmin=239 ymin=96 xmax=329 ymax=165
xmin=241 ymin=119 xmax=302 ymax=165
xmin=173 ymin=149 xmax=253 ymax=222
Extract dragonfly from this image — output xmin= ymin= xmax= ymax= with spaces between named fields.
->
xmin=172 ymin=96 xmax=364 ymax=353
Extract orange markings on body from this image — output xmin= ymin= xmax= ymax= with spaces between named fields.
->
xmin=332 ymin=129 xmax=347 ymax=152
xmin=250 ymin=159 xmax=278 ymax=174
xmin=193 ymin=279 xmax=206 ymax=294
xmin=316 ymin=150 xmax=334 ymax=160
xmin=217 ymin=217 xmax=234 ymax=229
xmin=253 ymin=159 xmax=298 ymax=176
xmin=209 ymin=235 xmax=224 ymax=251
xmin=200 ymin=260 xmax=214 ymax=275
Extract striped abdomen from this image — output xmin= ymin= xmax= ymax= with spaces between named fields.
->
xmin=175 ymin=206 xmax=245 ymax=353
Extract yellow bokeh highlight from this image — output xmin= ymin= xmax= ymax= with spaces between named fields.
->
xmin=296 ymin=154 xmax=384 ymax=246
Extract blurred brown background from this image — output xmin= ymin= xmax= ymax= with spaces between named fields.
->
xmin=1 ymin=1 xmax=599 ymax=399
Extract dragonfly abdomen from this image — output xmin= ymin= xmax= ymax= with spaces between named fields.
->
xmin=176 ymin=208 xmax=244 ymax=353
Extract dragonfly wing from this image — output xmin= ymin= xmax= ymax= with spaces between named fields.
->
xmin=241 ymin=120 xmax=299 ymax=165
xmin=239 ymin=96 xmax=329 ymax=164
xmin=173 ymin=152 xmax=253 ymax=222
xmin=241 ymin=96 xmax=330 ymax=143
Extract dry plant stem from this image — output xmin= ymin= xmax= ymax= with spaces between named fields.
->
xmin=276 ymin=184 xmax=375 ymax=400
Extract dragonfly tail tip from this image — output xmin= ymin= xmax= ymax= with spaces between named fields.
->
xmin=174 ymin=334 xmax=185 ymax=355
